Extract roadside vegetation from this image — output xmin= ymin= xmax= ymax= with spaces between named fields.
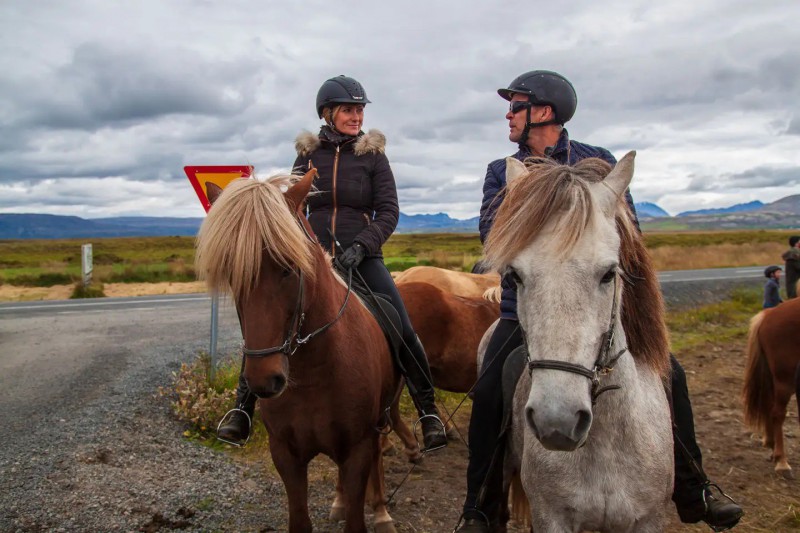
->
xmin=0 ymin=230 xmax=795 ymax=293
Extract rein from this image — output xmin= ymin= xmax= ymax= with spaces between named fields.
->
xmin=241 ymin=217 xmax=354 ymax=358
xmin=526 ymin=276 xmax=627 ymax=405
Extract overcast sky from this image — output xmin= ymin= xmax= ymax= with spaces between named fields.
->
xmin=2 ymin=0 xmax=799 ymax=219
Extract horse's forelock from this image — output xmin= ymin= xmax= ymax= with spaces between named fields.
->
xmin=485 ymin=158 xmax=612 ymax=271
xmin=195 ymin=175 xmax=315 ymax=298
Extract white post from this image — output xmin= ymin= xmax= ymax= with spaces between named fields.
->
xmin=81 ymin=244 xmax=93 ymax=288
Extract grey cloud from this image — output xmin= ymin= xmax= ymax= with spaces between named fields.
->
xmin=6 ymin=43 xmax=273 ymax=131
xmin=689 ymin=166 xmax=800 ymax=191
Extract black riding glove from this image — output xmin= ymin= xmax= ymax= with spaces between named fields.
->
xmin=335 ymin=243 xmax=366 ymax=271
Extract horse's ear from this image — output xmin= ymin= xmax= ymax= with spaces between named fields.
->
xmin=506 ymin=157 xmax=527 ymax=185
xmin=599 ymin=151 xmax=636 ymax=213
xmin=206 ymin=182 xmax=223 ymax=206
xmin=285 ymin=167 xmax=317 ymax=212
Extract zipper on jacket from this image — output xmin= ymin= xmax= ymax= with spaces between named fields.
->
xmin=330 ymin=145 xmax=340 ymax=255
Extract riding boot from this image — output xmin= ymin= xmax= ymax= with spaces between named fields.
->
xmin=217 ymin=358 xmax=257 ymax=446
xmin=670 ymin=356 xmax=743 ymax=530
xmin=399 ymin=335 xmax=447 ymax=451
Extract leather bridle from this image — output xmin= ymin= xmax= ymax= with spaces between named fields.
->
xmin=241 ymin=216 xmax=353 ymax=358
xmin=526 ymin=275 xmax=627 ymax=405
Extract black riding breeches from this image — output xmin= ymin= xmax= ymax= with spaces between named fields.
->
xmin=464 ymin=318 xmax=524 ymax=517
xmin=671 ymin=354 xmax=706 ymax=506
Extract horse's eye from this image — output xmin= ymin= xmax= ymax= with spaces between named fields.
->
xmin=508 ymin=267 xmax=523 ymax=286
xmin=600 ymin=269 xmax=616 ymax=284
xmin=281 ymin=268 xmax=293 ymax=279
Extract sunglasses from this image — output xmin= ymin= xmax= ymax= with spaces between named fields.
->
xmin=509 ymin=100 xmax=532 ymax=114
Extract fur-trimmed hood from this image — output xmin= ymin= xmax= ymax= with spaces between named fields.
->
xmin=295 ymin=129 xmax=386 ymax=157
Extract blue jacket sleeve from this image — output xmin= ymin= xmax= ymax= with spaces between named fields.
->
xmin=479 ymin=161 xmax=505 ymax=245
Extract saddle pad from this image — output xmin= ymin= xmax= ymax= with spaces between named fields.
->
xmin=356 ymin=289 xmax=403 ymax=363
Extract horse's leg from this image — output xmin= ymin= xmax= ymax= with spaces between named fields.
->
xmin=270 ymin=441 xmax=312 ymax=533
xmin=330 ymin=474 xmax=345 ymax=522
xmin=771 ymin=383 xmax=794 ymax=478
xmin=338 ymin=438 xmax=374 ymax=533
xmin=389 ymin=391 xmax=423 ymax=464
xmin=366 ymin=438 xmax=397 ymax=533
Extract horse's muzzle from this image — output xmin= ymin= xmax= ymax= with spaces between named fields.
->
xmin=526 ymin=405 xmax=592 ymax=451
xmin=247 ymin=374 xmax=288 ymax=399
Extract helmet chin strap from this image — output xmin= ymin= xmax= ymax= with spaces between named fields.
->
xmin=518 ymin=106 xmax=559 ymax=149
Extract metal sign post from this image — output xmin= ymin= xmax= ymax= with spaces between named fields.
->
xmin=209 ymin=292 xmax=219 ymax=381
xmin=183 ymin=166 xmax=253 ymax=381
xmin=81 ymin=244 xmax=93 ymax=287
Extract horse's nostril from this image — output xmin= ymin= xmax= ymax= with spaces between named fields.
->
xmin=574 ymin=408 xmax=592 ymax=437
xmin=271 ymin=375 xmax=287 ymax=393
xmin=525 ymin=406 xmax=539 ymax=438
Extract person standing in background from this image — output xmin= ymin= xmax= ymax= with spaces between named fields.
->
xmin=782 ymin=235 xmax=800 ymax=299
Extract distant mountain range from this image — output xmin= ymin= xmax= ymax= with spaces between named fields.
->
xmin=2 ymin=195 xmax=798 ymax=240
xmin=634 ymin=202 xmax=670 ymax=218
xmin=677 ymin=200 xmax=764 ymax=217
xmin=0 ymin=212 xmax=480 ymax=240
xmin=639 ymin=195 xmax=800 ymax=231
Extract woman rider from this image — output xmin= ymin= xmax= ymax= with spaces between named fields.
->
xmin=217 ymin=75 xmax=448 ymax=452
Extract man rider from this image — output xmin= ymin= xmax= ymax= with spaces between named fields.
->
xmin=456 ymin=70 xmax=743 ymax=533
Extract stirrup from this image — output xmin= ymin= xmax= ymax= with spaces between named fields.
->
xmin=452 ymin=509 xmax=491 ymax=533
xmin=216 ymin=408 xmax=252 ymax=448
xmin=414 ymin=413 xmax=447 ymax=453
xmin=702 ymin=482 xmax=741 ymax=532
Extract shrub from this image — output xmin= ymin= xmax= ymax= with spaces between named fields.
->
xmin=162 ymin=353 xmax=239 ymax=435
xmin=70 ymin=282 xmax=106 ymax=299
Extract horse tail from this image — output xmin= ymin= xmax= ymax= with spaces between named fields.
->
xmin=509 ymin=472 xmax=530 ymax=527
xmin=483 ymin=285 xmax=501 ymax=303
xmin=742 ymin=310 xmax=773 ymax=435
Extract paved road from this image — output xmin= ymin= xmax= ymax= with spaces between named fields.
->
xmin=0 ymin=265 xmax=764 ymax=447
xmin=0 ymin=265 xmax=767 ymax=318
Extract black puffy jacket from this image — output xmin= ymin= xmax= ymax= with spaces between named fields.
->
xmin=293 ymin=129 xmax=399 ymax=258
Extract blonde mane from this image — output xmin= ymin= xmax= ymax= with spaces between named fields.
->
xmin=484 ymin=157 xmax=670 ymax=375
xmin=485 ymin=157 xmax=617 ymax=269
xmin=195 ymin=176 xmax=315 ymax=299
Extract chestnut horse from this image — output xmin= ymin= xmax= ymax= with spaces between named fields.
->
xmin=196 ymin=170 xmax=400 ymax=533
xmin=488 ymin=153 xmax=674 ymax=531
xmin=394 ymin=266 xmax=500 ymax=301
xmin=385 ymin=281 xmax=499 ymax=462
xmin=743 ymin=296 xmax=800 ymax=478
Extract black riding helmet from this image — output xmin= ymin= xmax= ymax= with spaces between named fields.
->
xmin=764 ymin=265 xmax=783 ymax=278
xmin=316 ymin=75 xmax=371 ymax=118
xmin=499 ymin=70 xmax=577 ymax=147
xmin=498 ymin=70 xmax=577 ymax=124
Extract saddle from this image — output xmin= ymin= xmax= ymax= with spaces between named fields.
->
xmin=500 ymin=345 xmax=528 ymax=436
xmin=349 ymin=275 xmax=403 ymax=364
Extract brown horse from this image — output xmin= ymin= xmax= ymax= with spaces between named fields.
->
xmin=385 ymin=281 xmax=499 ymax=462
xmin=743 ymin=296 xmax=800 ymax=479
xmin=393 ymin=265 xmax=500 ymax=301
xmin=196 ymin=169 xmax=400 ymax=533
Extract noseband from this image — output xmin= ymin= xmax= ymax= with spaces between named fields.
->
xmin=526 ymin=276 xmax=628 ymax=405
xmin=241 ymin=217 xmax=353 ymax=358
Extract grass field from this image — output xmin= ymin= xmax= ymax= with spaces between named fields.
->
xmin=0 ymin=229 xmax=796 ymax=288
